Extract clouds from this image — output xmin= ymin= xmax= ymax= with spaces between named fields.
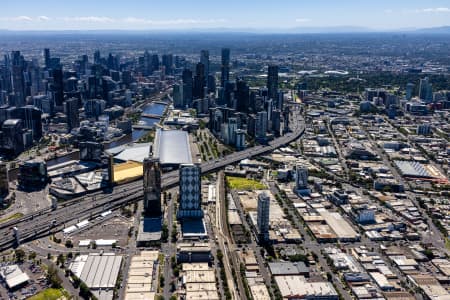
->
xmin=385 ymin=7 xmax=450 ymax=14
xmin=0 ymin=15 xmax=227 ymax=27
xmin=61 ymin=16 xmax=114 ymax=23
xmin=295 ymin=18 xmax=311 ymax=23
xmin=417 ymin=7 xmax=450 ymax=13
xmin=121 ymin=17 xmax=227 ymax=25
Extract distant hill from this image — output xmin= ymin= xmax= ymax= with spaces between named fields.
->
xmin=0 ymin=26 xmax=449 ymax=35
xmin=415 ymin=26 xmax=450 ymax=34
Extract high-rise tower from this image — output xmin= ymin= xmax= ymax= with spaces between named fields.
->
xmin=143 ymin=158 xmax=162 ymax=217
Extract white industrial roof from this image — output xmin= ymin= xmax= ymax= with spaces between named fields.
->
xmin=114 ymin=143 xmax=151 ymax=163
xmin=0 ymin=265 xmax=30 ymax=289
xmin=79 ymin=240 xmax=91 ymax=247
xmin=78 ymin=253 xmax=122 ymax=289
xmin=63 ymin=225 xmax=77 ymax=234
xmin=95 ymin=239 xmax=117 ymax=246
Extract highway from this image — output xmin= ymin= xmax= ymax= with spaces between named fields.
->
xmin=0 ymin=107 xmax=305 ymax=252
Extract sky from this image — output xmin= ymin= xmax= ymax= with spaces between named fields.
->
xmin=1 ymin=0 xmax=450 ymax=31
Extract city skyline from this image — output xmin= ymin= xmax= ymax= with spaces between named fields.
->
xmin=1 ymin=0 xmax=450 ymax=31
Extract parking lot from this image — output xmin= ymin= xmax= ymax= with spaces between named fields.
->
xmin=0 ymin=261 xmax=47 ymax=300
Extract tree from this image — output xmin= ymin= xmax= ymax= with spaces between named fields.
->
xmin=57 ymin=254 xmax=65 ymax=266
xmin=79 ymin=281 xmax=91 ymax=299
xmin=161 ymin=223 xmax=169 ymax=242
xmin=65 ymin=239 xmax=74 ymax=248
xmin=14 ymin=249 xmax=25 ymax=263
xmin=47 ymin=265 xmax=62 ymax=288
xmin=28 ymin=252 xmax=37 ymax=261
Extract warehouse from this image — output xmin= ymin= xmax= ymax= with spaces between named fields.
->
xmin=124 ymin=251 xmax=158 ymax=300
xmin=70 ymin=253 xmax=122 ymax=300
xmin=274 ymin=275 xmax=338 ymax=300
xmin=318 ymin=209 xmax=360 ymax=242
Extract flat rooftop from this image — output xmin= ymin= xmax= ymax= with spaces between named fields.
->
xmin=137 ymin=217 xmax=162 ymax=242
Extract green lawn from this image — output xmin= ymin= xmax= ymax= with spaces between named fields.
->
xmin=0 ymin=212 xmax=24 ymax=224
xmin=28 ymin=288 xmax=68 ymax=300
xmin=445 ymin=238 xmax=450 ymax=251
xmin=226 ymin=176 xmax=266 ymax=190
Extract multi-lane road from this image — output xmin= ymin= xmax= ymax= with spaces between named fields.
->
xmin=0 ymin=107 xmax=305 ymax=252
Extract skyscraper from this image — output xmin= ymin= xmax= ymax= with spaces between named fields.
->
xmin=177 ymin=164 xmax=203 ymax=219
xmin=182 ymin=69 xmax=193 ymax=107
xmin=257 ymin=192 xmax=270 ymax=242
xmin=143 ymin=158 xmax=162 ymax=217
xmin=236 ymin=78 xmax=250 ymax=113
xmin=162 ymin=54 xmax=173 ymax=75
xmin=173 ymin=83 xmax=184 ymax=109
xmin=193 ymin=63 xmax=206 ymax=99
xmin=267 ymin=65 xmax=279 ymax=101
xmin=11 ymin=51 xmax=26 ymax=107
xmin=64 ymin=97 xmax=80 ymax=132
xmin=255 ymin=111 xmax=268 ymax=141
xmin=405 ymin=83 xmax=414 ymax=100
xmin=51 ymin=68 xmax=64 ymax=107
xmin=200 ymin=50 xmax=210 ymax=79
xmin=419 ymin=77 xmax=433 ymax=103
xmin=221 ymin=48 xmax=230 ymax=87
xmin=44 ymin=48 xmax=51 ymax=69
xmin=0 ymin=162 xmax=9 ymax=198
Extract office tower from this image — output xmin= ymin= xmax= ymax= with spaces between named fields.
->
xmin=255 ymin=111 xmax=268 ymax=140
xmin=84 ymin=99 xmax=106 ymax=119
xmin=11 ymin=51 xmax=26 ymax=107
xmin=17 ymin=160 xmax=48 ymax=190
xmin=44 ymin=48 xmax=50 ymax=69
xmin=257 ymin=192 xmax=270 ymax=242
xmin=236 ymin=78 xmax=250 ymax=113
xmin=207 ymin=74 xmax=216 ymax=93
xmin=277 ymin=91 xmax=284 ymax=111
xmin=416 ymin=123 xmax=431 ymax=135
xmin=200 ymin=50 xmax=210 ymax=77
xmin=12 ymin=106 xmax=43 ymax=140
xmin=182 ymin=69 xmax=193 ymax=107
xmin=0 ymin=162 xmax=9 ymax=197
xmin=151 ymin=54 xmax=160 ymax=72
xmin=267 ymin=65 xmax=279 ymax=101
xmin=64 ymin=98 xmax=80 ymax=132
xmin=173 ymin=83 xmax=184 ymax=109
xmin=51 ymin=68 xmax=64 ymax=107
xmin=295 ymin=166 xmax=308 ymax=191
xmin=406 ymin=83 xmax=414 ymax=100
xmin=193 ymin=63 xmax=205 ymax=99
xmin=283 ymin=107 xmax=290 ymax=132
xmin=143 ymin=158 xmax=162 ymax=217
xmin=1 ymin=119 xmax=25 ymax=156
xmin=221 ymin=48 xmax=230 ymax=87
xmin=227 ymin=117 xmax=238 ymax=146
xmin=235 ymin=129 xmax=246 ymax=150
xmin=419 ymin=77 xmax=433 ymax=103
xmin=271 ymin=109 xmax=281 ymax=136
xmin=177 ymin=164 xmax=203 ymax=219
xmin=162 ymin=54 xmax=173 ymax=75
xmin=94 ymin=50 xmax=101 ymax=65
xmin=265 ymin=98 xmax=273 ymax=121
xmin=107 ymin=53 xmax=119 ymax=70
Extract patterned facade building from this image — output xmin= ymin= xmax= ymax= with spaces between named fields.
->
xmin=177 ymin=164 xmax=203 ymax=219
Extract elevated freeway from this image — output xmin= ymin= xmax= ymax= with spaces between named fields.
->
xmin=0 ymin=110 xmax=305 ymax=251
